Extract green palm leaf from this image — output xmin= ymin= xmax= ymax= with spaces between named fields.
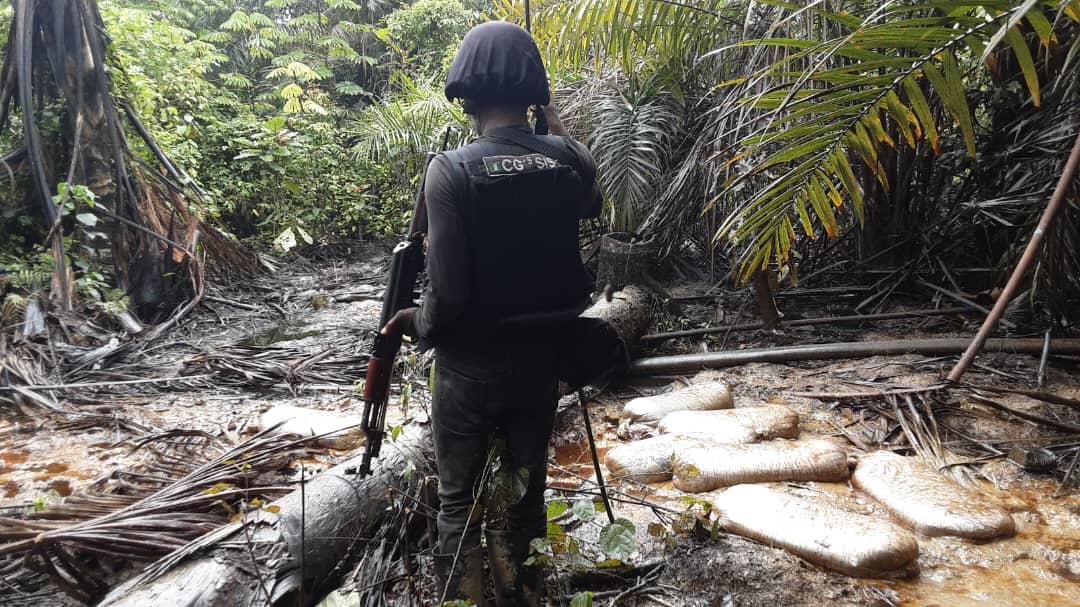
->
xmin=584 ymin=75 xmax=683 ymax=232
xmin=494 ymin=0 xmax=739 ymax=72
xmin=350 ymin=72 xmax=470 ymax=162
xmin=713 ymin=0 xmax=1075 ymax=279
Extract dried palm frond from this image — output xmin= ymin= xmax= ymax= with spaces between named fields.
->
xmin=0 ymin=339 xmax=69 ymax=416
xmin=181 ymin=341 xmax=370 ymax=388
xmin=0 ymin=426 xmax=317 ymax=603
xmin=963 ymin=29 xmax=1080 ymax=323
xmin=888 ymin=393 xmax=979 ymax=485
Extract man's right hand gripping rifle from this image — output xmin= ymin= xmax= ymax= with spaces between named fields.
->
xmin=355 ymin=144 xmax=443 ymax=477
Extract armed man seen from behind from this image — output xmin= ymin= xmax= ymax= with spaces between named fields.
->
xmin=381 ymin=20 xmax=604 ymax=607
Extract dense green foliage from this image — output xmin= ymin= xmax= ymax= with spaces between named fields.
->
xmin=386 ymin=0 xmax=476 ymax=77
xmin=513 ymin=0 xmax=1080 ymax=320
xmin=3 ymin=0 xmax=1079 ymax=321
xmin=86 ymin=0 xmax=486 ymax=249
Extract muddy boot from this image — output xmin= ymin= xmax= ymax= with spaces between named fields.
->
xmin=434 ymin=546 xmax=487 ymax=606
xmin=485 ymin=527 xmax=544 ymax=607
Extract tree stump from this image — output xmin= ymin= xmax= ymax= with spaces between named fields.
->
xmin=595 ymin=233 xmax=659 ymax=294
xmin=751 ymin=268 xmax=781 ymax=329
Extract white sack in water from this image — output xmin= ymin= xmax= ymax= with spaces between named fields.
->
xmin=604 ymin=434 xmax=684 ymax=483
xmin=710 ymin=484 xmax=919 ymax=579
xmin=658 ymin=405 xmax=799 ymax=443
xmin=852 ymin=451 xmax=1015 ymax=539
xmin=622 ymin=382 xmax=733 ymax=424
xmin=673 ymin=439 xmax=849 ymax=493
xmin=260 ymin=405 xmax=365 ymax=450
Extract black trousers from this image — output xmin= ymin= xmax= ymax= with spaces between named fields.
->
xmin=432 ymin=339 xmax=559 ymax=556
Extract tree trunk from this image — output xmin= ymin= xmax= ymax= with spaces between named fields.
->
xmin=582 ymin=284 xmax=653 ymax=344
xmin=595 ymin=233 xmax=659 ymax=294
xmin=98 ymin=425 xmax=433 ymax=607
xmin=751 ymin=268 xmax=781 ymax=329
xmin=0 ymin=0 xmax=259 ymax=329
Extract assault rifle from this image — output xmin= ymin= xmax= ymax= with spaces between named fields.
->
xmin=355 ymin=133 xmax=449 ymax=477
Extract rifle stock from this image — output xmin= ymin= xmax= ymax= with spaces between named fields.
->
xmin=356 ymin=149 xmax=439 ymax=476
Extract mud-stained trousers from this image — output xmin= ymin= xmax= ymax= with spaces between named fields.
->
xmin=431 ymin=338 xmax=559 ymax=557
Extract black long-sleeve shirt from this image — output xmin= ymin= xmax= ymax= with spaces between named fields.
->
xmin=414 ymin=130 xmax=602 ymax=343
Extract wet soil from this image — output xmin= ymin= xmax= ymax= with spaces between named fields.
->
xmin=543 ymin=281 xmax=1080 ymax=606
xmin=547 ymin=355 xmax=1080 ymax=606
xmin=5 ymin=258 xmax=1080 ymax=606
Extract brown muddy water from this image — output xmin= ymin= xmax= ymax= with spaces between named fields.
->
xmin=875 ymin=472 xmax=1080 ymax=607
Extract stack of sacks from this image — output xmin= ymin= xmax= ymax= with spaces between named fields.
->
xmin=608 ymin=381 xmax=730 ymax=483
xmin=672 ymin=438 xmax=850 ymax=492
xmin=852 ymin=451 xmax=1015 ymax=539
xmin=622 ymin=382 xmax=733 ymax=424
xmin=709 ymin=485 xmax=920 ymax=579
xmin=658 ymin=405 xmax=799 ymax=443
xmin=657 ymin=403 xmax=849 ymax=493
xmin=607 ymin=381 xmax=829 ymax=486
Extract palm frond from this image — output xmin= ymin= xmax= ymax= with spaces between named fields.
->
xmin=0 ymin=427 xmax=319 ymax=602
xmin=714 ymin=0 xmax=1078 ymax=281
xmin=350 ymin=72 xmax=470 ymax=163
xmin=584 ymin=75 xmax=684 ymax=232
xmin=494 ymin=0 xmax=742 ymax=73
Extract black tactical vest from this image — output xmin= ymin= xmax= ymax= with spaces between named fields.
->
xmin=438 ymin=127 xmax=593 ymax=336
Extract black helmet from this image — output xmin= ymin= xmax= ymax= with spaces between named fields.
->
xmin=444 ymin=21 xmax=550 ymax=112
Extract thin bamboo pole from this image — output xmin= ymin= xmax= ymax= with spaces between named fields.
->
xmin=948 ymin=132 xmax=1080 ymax=382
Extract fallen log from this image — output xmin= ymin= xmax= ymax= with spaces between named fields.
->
xmin=98 ymin=425 xmax=433 ymax=607
xmin=97 ymin=287 xmax=650 ymax=605
xmin=582 ymin=284 xmax=653 ymax=344
xmin=630 ymin=338 xmax=1080 ymax=375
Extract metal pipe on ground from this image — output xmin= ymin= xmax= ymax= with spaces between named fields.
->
xmin=629 ymin=338 xmax=1080 ymax=375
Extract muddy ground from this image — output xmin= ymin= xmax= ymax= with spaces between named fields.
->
xmin=2 ymin=249 xmax=1079 ymax=606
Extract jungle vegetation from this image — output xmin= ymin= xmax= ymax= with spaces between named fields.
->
xmin=1 ymin=0 xmax=1078 ymax=329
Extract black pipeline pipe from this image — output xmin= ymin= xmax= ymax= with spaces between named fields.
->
xmin=630 ymin=338 xmax=1080 ymax=375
